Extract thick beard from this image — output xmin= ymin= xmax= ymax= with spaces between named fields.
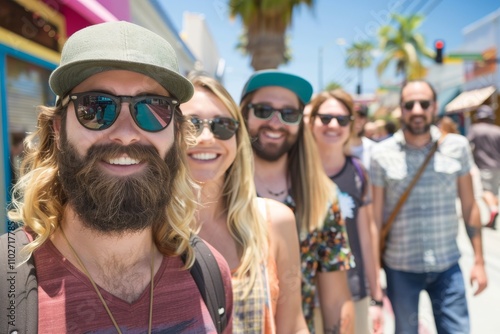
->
xmin=249 ymin=126 xmax=297 ymax=162
xmin=57 ymin=133 xmax=179 ymax=234
xmin=402 ymin=116 xmax=432 ymax=135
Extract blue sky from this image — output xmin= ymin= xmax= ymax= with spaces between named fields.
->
xmin=159 ymin=0 xmax=500 ymax=101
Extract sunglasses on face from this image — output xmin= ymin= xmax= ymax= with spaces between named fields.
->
xmin=190 ymin=117 xmax=239 ymax=140
xmin=402 ymin=100 xmax=432 ymax=111
xmin=316 ymin=114 xmax=353 ymax=127
xmin=69 ymin=92 xmax=178 ymax=132
xmin=248 ymin=103 xmax=303 ymax=125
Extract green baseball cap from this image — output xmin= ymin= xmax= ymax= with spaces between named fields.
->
xmin=240 ymin=70 xmax=313 ymax=104
xmin=49 ymin=21 xmax=194 ymax=103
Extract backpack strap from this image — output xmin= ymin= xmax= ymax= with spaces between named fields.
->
xmin=0 ymin=229 xmax=227 ymax=333
xmin=0 ymin=226 xmax=38 ymax=334
xmin=351 ymin=156 xmax=367 ymax=198
xmin=182 ymin=235 xmax=227 ymax=334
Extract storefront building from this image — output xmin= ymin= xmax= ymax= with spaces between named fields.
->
xmin=445 ymin=8 xmax=500 ymax=129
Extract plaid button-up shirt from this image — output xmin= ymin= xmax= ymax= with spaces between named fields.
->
xmin=370 ymin=126 xmax=473 ymax=272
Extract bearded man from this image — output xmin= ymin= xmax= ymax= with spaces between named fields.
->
xmin=370 ymin=80 xmax=487 ymax=334
xmin=240 ymin=70 xmax=355 ymax=334
xmin=0 ymin=21 xmax=232 ymax=334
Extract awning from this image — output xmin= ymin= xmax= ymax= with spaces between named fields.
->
xmin=437 ymin=86 xmax=461 ymax=116
xmin=445 ymin=85 xmax=496 ymax=113
xmin=65 ymin=0 xmax=119 ymax=25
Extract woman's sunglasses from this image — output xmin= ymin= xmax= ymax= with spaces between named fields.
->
xmin=190 ymin=117 xmax=239 ymax=140
xmin=69 ymin=92 xmax=179 ymax=132
xmin=402 ymin=100 xmax=432 ymax=111
xmin=316 ymin=114 xmax=353 ymax=127
xmin=248 ymin=103 xmax=303 ymax=125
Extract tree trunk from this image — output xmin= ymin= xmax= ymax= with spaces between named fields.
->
xmin=247 ymin=29 xmax=286 ymax=70
xmin=247 ymin=17 xmax=286 ymax=71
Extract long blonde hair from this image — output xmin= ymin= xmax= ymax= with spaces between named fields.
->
xmin=240 ymin=93 xmax=336 ymax=233
xmin=186 ymin=73 xmax=269 ymax=296
xmin=8 ymin=97 xmax=198 ymax=266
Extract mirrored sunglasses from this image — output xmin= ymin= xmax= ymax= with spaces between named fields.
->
xmin=69 ymin=92 xmax=178 ymax=132
xmin=248 ymin=103 xmax=303 ymax=125
xmin=190 ymin=117 xmax=239 ymax=140
xmin=317 ymin=114 xmax=353 ymax=127
xmin=402 ymin=100 xmax=432 ymax=111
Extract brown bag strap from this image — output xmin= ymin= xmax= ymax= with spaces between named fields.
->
xmin=380 ymin=137 xmax=443 ymax=240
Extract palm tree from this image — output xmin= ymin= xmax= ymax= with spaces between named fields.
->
xmin=377 ymin=13 xmax=434 ymax=81
xmin=229 ymin=0 xmax=315 ymax=70
xmin=345 ymin=41 xmax=374 ymax=95
xmin=325 ymin=81 xmax=343 ymax=91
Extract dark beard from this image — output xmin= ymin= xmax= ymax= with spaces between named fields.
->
xmin=249 ymin=126 xmax=297 ymax=162
xmin=402 ymin=116 xmax=432 ymax=135
xmin=57 ymin=135 xmax=179 ymax=234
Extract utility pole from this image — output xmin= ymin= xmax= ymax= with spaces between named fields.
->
xmin=357 ymin=66 xmax=362 ymax=95
xmin=318 ymin=46 xmax=323 ymax=91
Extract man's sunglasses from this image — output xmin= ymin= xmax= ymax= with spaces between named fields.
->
xmin=248 ymin=103 xmax=303 ymax=125
xmin=316 ymin=114 xmax=353 ymax=127
xmin=69 ymin=92 xmax=179 ymax=132
xmin=402 ymin=100 xmax=432 ymax=111
xmin=190 ymin=117 xmax=239 ymax=140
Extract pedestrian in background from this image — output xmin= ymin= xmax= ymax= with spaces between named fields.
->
xmin=0 ymin=21 xmax=233 ymax=333
xmin=371 ymin=80 xmax=488 ymax=334
xmin=308 ymin=89 xmax=385 ymax=334
xmin=438 ymin=116 xmax=485 ymax=205
xmin=372 ymin=119 xmax=390 ymax=142
xmin=345 ymin=103 xmax=376 ymax=169
xmin=467 ymin=104 xmax=500 ymax=229
xmin=240 ymin=70 xmax=355 ymax=334
xmin=182 ymin=73 xmax=308 ymax=333
xmin=363 ymin=121 xmax=377 ymax=141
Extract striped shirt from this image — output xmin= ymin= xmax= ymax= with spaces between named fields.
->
xmin=370 ymin=126 xmax=473 ymax=272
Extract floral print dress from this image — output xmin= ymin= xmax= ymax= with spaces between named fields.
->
xmin=283 ymin=194 xmax=354 ymax=333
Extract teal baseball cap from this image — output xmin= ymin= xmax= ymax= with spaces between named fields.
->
xmin=49 ymin=21 xmax=194 ymax=103
xmin=240 ymin=70 xmax=313 ymax=104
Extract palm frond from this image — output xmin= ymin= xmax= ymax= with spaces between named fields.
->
xmin=376 ymin=12 xmax=434 ymax=80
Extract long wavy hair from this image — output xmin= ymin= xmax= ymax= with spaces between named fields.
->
xmin=240 ymin=92 xmax=336 ymax=233
xmin=186 ymin=73 xmax=269 ymax=296
xmin=8 ymin=95 xmax=198 ymax=267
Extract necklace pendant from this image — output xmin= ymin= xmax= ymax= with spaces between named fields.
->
xmin=267 ymin=188 xmax=286 ymax=197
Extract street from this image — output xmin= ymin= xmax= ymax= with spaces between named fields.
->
xmin=382 ymin=199 xmax=500 ymax=334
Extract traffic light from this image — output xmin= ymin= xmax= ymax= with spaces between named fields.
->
xmin=435 ymin=39 xmax=444 ymax=64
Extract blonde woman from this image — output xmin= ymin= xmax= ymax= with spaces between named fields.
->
xmin=308 ymin=90 xmax=385 ymax=334
xmin=182 ymin=73 xmax=308 ymax=334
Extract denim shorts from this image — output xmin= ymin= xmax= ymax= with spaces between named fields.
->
xmin=384 ymin=263 xmax=469 ymax=334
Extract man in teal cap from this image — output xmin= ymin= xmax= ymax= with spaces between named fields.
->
xmin=240 ymin=70 xmax=355 ymax=333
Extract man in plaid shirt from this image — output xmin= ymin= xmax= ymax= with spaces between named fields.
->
xmin=370 ymin=80 xmax=488 ymax=334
